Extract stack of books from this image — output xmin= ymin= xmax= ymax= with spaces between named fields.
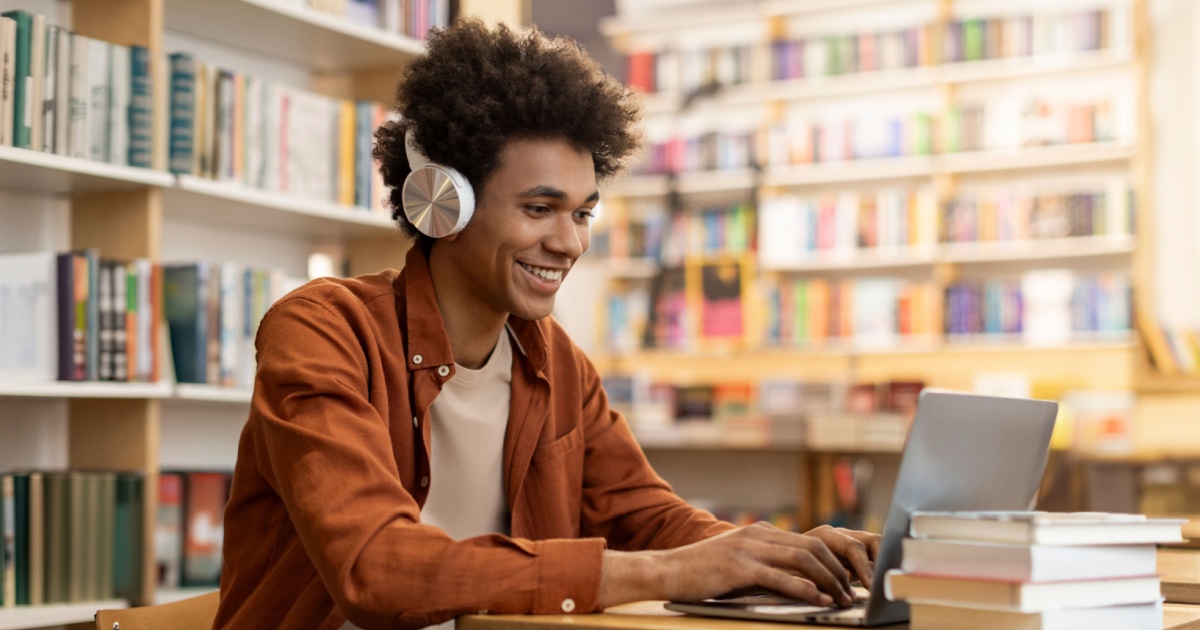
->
xmin=885 ymin=511 xmax=1186 ymax=629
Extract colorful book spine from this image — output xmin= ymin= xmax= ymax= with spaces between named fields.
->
xmin=168 ymin=52 xmax=195 ymax=174
xmin=1 ymin=10 xmax=32 ymax=148
xmin=128 ymin=46 xmax=152 ymax=168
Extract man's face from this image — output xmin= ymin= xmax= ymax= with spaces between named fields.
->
xmin=438 ymin=137 xmax=598 ymax=321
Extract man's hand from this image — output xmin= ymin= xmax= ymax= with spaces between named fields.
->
xmin=802 ymin=525 xmax=882 ymax=588
xmin=599 ymin=522 xmax=880 ymax=610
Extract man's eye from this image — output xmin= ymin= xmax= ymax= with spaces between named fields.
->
xmin=575 ymin=209 xmax=596 ymax=220
xmin=526 ymin=205 xmax=551 ymax=214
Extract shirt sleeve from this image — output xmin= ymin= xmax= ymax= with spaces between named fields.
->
xmin=250 ymin=293 xmax=606 ymax=629
xmin=574 ymin=349 xmax=737 ymax=551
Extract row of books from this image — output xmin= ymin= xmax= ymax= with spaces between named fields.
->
xmin=603 ymin=375 xmax=925 ymax=424
xmin=604 ymin=182 xmax=1132 ymax=270
xmin=156 ymin=471 xmax=231 ymax=589
xmin=660 ymin=203 xmax=756 ymax=265
xmin=168 ymin=53 xmax=392 ymax=212
xmin=944 ymin=271 xmax=1131 ymax=338
xmin=0 ymin=11 xmax=153 ymax=166
xmin=626 ymin=8 xmax=1119 ymax=93
xmin=762 ymin=277 xmax=942 ymax=346
xmin=163 ymin=262 xmax=303 ymax=387
xmin=760 ymin=113 xmax=936 ymax=168
xmin=769 ymin=25 xmax=937 ymax=83
xmin=305 ymin=0 xmax=451 ymax=40
xmin=758 ymin=188 xmax=940 ymax=266
xmin=0 ymin=471 xmax=144 ymax=607
xmin=638 ymin=130 xmax=756 ymax=175
xmin=0 ymin=251 xmax=301 ymax=387
xmin=944 ymin=97 xmax=1121 ymax=153
xmin=0 ymin=251 xmax=161 ymax=384
xmin=942 ymin=183 xmax=1133 ymax=243
xmin=886 ymin=511 xmax=1181 ymax=630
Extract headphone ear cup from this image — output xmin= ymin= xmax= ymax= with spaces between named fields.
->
xmin=402 ymin=164 xmax=476 ymax=238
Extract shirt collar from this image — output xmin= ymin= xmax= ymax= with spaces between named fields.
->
xmin=398 ymin=245 xmax=548 ymax=374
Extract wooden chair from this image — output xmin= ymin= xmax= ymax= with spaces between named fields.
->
xmin=95 ymin=590 xmax=219 ymax=630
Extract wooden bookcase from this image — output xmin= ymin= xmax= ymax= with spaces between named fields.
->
xmin=0 ymin=0 xmax=526 ymax=625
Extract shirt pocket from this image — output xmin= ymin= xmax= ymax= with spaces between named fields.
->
xmin=525 ymin=425 xmax=584 ymax=537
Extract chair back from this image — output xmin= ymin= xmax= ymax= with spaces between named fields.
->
xmin=95 ymin=590 xmax=220 ymax=630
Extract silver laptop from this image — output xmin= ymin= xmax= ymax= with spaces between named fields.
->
xmin=666 ymin=389 xmax=1058 ymax=626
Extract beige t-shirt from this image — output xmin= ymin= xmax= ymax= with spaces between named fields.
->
xmin=421 ymin=328 xmax=513 ymax=538
xmin=343 ymin=329 xmax=513 ymax=630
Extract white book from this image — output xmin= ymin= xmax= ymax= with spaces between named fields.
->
xmin=901 ymin=538 xmax=1158 ymax=583
xmin=834 ymin=191 xmax=859 ymax=254
xmin=884 ymin=571 xmax=1161 ymax=613
xmin=42 ymin=25 xmax=57 ymax=153
xmin=135 ymin=258 xmax=153 ymax=382
xmin=910 ymin=511 xmax=1186 ymax=546
xmin=108 ymin=44 xmax=129 ymax=165
xmin=244 ymin=75 xmax=266 ymax=189
xmin=68 ymin=33 xmax=91 ymax=159
xmin=0 ymin=252 xmax=59 ymax=382
xmin=263 ymin=81 xmax=284 ymax=194
xmin=86 ymin=38 xmax=111 ymax=162
xmin=910 ymin=601 xmax=1162 ymax=630
xmin=0 ymin=17 xmax=15 ymax=146
xmin=285 ymin=88 xmax=335 ymax=202
xmin=28 ymin=13 xmax=45 ymax=152
xmin=218 ymin=262 xmax=242 ymax=387
xmin=52 ymin=25 xmax=69 ymax=155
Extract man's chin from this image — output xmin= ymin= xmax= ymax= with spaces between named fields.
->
xmin=509 ymin=298 xmax=556 ymax=322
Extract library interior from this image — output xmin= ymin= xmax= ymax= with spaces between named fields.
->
xmin=3 ymin=0 xmax=1200 ymax=628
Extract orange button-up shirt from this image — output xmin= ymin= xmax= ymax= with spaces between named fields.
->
xmin=214 ymin=245 xmax=734 ymax=630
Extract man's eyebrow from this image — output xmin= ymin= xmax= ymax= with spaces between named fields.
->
xmin=517 ymin=185 xmax=601 ymax=204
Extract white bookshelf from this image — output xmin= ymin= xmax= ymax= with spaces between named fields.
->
xmin=769 ymin=66 xmax=937 ymax=102
xmin=939 ymin=49 xmax=1134 ymax=85
xmin=941 ymin=235 xmax=1135 ymax=264
xmin=763 ymin=155 xmax=934 ymax=187
xmin=676 ymin=168 xmax=757 ymax=194
xmin=165 ymin=0 xmax=424 ymax=72
xmin=0 ymin=600 xmax=127 ymax=630
xmin=0 ymin=146 xmax=174 ymax=195
xmin=174 ymin=384 xmax=254 ymax=404
xmin=939 ymin=142 xmax=1136 ymax=174
xmin=760 ymin=247 xmax=938 ymax=273
xmin=166 ymin=175 xmax=398 ymax=238
xmin=0 ymin=381 xmax=173 ymax=399
xmin=604 ymin=174 xmax=670 ymax=198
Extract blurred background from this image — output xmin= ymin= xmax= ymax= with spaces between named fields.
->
xmin=1 ymin=0 xmax=1200 ymax=617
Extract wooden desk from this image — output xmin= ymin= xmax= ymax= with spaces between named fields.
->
xmin=459 ymin=601 xmax=1200 ymax=630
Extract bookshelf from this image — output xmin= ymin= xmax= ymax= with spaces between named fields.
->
xmin=0 ymin=599 xmax=128 ymax=630
xmin=0 ymin=0 xmax=528 ymax=619
xmin=587 ymin=0 xmax=1157 ymax=530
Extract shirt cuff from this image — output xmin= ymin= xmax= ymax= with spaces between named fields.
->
xmin=532 ymin=537 xmax=606 ymax=615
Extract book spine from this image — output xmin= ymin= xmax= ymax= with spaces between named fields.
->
xmin=128 ymin=46 xmax=152 ymax=168
xmin=0 ymin=17 xmax=15 ymax=147
xmin=125 ymin=262 xmax=138 ymax=382
xmin=168 ymin=53 xmax=195 ymax=175
xmin=97 ymin=260 xmax=114 ymax=381
xmin=52 ymin=26 xmax=68 ymax=155
xmin=114 ymin=260 xmax=128 ymax=381
xmin=28 ymin=14 xmax=44 ymax=152
xmin=41 ymin=24 xmax=56 ymax=153
xmin=85 ymin=38 xmax=110 ymax=162
xmin=1 ymin=11 xmax=32 ymax=148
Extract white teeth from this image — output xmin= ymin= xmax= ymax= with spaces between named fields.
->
xmin=519 ymin=262 xmax=563 ymax=282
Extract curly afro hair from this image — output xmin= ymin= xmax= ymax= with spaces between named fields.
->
xmin=373 ymin=18 xmax=644 ymax=245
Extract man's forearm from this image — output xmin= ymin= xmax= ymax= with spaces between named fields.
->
xmin=598 ymin=550 xmax=667 ymax=608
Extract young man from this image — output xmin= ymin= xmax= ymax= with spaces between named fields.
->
xmin=215 ymin=19 xmax=880 ymax=630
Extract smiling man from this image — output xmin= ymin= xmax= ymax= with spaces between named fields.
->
xmin=214 ymin=18 xmax=880 ymax=630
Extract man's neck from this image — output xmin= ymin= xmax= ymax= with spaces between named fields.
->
xmin=428 ymin=245 xmax=509 ymax=370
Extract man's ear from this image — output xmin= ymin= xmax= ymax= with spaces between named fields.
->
xmin=441 ymin=232 xmax=460 ymax=242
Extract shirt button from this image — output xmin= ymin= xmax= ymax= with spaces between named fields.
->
xmin=412 ymin=354 xmax=423 ymax=364
xmin=437 ymin=365 xmax=450 ymax=377
xmin=412 ymin=416 xmax=419 ymax=428
xmin=420 ymin=476 xmax=429 ymax=488
xmin=478 ymin=610 xmax=488 ymax=615
xmin=561 ymin=598 xmax=575 ymax=613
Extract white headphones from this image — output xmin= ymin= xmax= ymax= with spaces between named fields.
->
xmin=402 ymin=127 xmax=476 ymax=238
